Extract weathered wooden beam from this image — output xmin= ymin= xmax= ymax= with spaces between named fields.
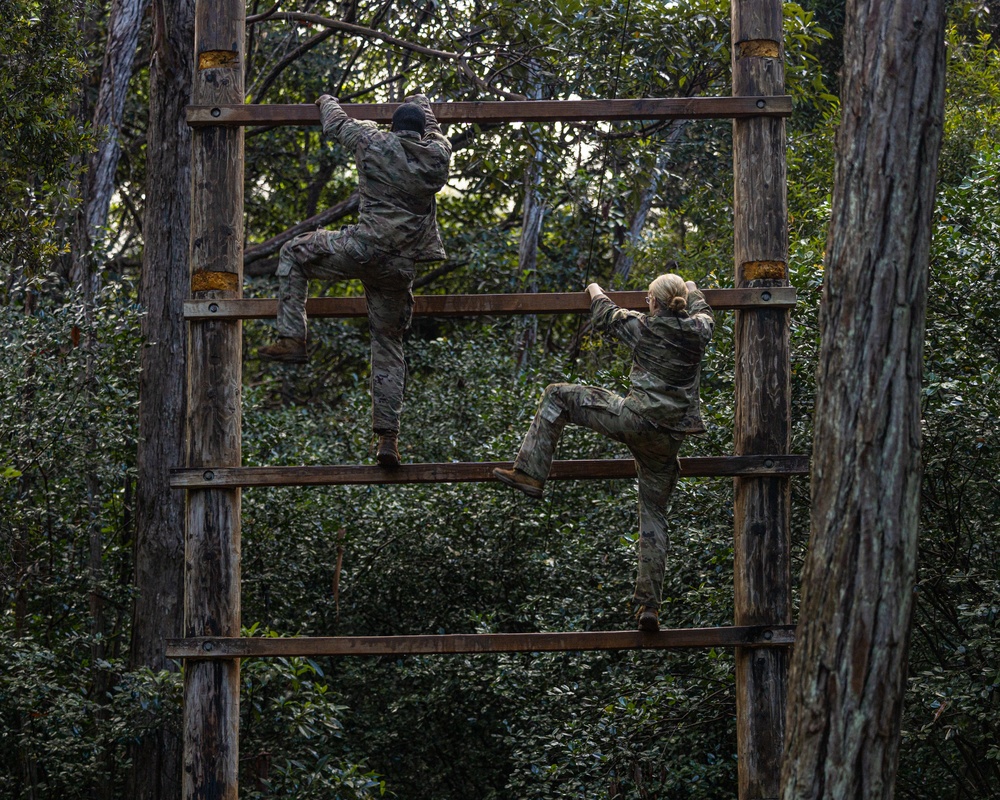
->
xmin=169 ymin=456 xmax=809 ymax=488
xmin=732 ymin=0 xmax=790 ymax=796
xmin=184 ymin=2 xmax=245 ymax=799
xmin=166 ymin=625 xmax=797 ymax=659
xmin=187 ymin=96 xmax=793 ymax=127
xmin=184 ymin=287 xmax=796 ymax=320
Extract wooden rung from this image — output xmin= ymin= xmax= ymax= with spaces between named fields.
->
xmin=166 ymin=625 xmax=796 ymax=659
xmin=170 ymin=455 xmax=808 ymax=488
xmin=184 ymin=288 xmax=796 ymax=320
xmin=187 ymin=96 xmax=793 ymax=128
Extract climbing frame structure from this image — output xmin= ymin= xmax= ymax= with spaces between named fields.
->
xmin=167 ymin=0 xmax=799 ymax=797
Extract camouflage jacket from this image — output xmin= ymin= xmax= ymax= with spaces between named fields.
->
xmin=318 ymin=94 xmax=452 ymax=261
xmin=590 ymin=288 xmax=715 ymax=433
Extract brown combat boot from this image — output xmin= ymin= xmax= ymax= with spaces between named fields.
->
xmin=376 ymin=434 xmax=400 ymax=468
xmin=637 ymin=606 xmax=659 ymax=633
xmin=259 ymin=337 xmax=307 ymax=363
xmin=492 ymin=467 xmax=544 ymax=499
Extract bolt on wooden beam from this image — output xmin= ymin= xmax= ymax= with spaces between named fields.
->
xmin=167 ymin=625 xmax=797 ymax=658
xmin=185 ymin=288 xmax=797 ymax=320
xmin=170 ymin=456 xmax=809 ymax=489
xmin=187 ymin=96 xmax=793 ymax=127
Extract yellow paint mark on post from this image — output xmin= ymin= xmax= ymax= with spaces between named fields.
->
xmin=199 ymin=50 xmax=239 ymax=70
xmin=192 ymin=270 xmax=239 ymax=293
xmin=738 ymin=40 xmax=781 ymax=59
xmin=742 ymin=261 xmax=786 ymax=281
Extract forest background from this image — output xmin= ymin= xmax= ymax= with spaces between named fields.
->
xmin=1 ymin=0 xmax=998 ymax=797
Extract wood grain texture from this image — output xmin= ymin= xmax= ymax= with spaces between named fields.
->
xmin=781 ymin=0 xmax=946 ymax=795
xmin=183 ymin=288 xmax=797 ymax=319
xmin=732 ymin=0 xmax=790 ymax=795
xmin=184 ymin=2 xmax=244 ymax=798
xmin=169 ymin=456 xmax=810 ymax=488
xmin=127 ymin=1 xmax=193 ymax=796
xmin=167 ymin=626 xmax=797 ymax=658
xmin=186 ymin=96 xmax=793 ymax=126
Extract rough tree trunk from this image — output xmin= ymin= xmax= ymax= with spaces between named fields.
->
xmin=781 ymin=0 xmax=946 ymax=796
xmin=127 ymin=0 xmax=194 ymax=797
xmin=71 ymin=0 xmax=152 ymax=293
xmin=611 ymin=121 xmax=685 ymax=285
xmin=516 ymin=133 xmax=545 ymax=371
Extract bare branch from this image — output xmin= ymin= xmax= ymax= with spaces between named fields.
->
xmin=246 ymin=10 xmax=464 ymax=61
xmin=250 ymin=28 xmax=336 ymax=103
xmin=246 ymin=10 xmax=527 ymax=100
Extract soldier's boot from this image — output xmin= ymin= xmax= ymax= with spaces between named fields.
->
xmin=636 ymin=606 xmax=659 ymax=633
xmin=492 ymin=467 xmax=544 ymax=499
xmin=376 ymin=434 xmax=400 ymax=468
xmin=259 ymin=337 xmax=307 ymax=363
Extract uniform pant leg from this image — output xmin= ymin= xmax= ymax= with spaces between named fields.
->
xmin=361 ymin=255 xmax=415 ymax=435
xmin=513 ymin=384 xmax=644 ymax=482
xmin=275 ymin=229 xmax=369 ymax=340
xmin=627 ymin=434 xmax=684 ymax=610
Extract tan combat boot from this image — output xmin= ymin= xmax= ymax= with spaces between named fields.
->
xmin=376 ymin=434 xmax=400 ymax=468
xmin=637 ymin=606 xmax=659 ymax=633
xmin=492 ymin=467 xmax=544 ymax=499
xmin=259 ymin=337 xmax=307 ymax=363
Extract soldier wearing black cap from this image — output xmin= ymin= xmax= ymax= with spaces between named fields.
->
xmin=261 ymin=94 xmax=452 ymax=467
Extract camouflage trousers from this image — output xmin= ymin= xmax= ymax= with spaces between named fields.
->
xmin=513 ymin=383 xmax=685 ymax=610
xmin=276 ymin=227 xmax=415 ymax=435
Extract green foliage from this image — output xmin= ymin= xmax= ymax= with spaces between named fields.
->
xmin=0 ymin=0 xmax=90 ymax=275
xmin=240 ymin=633 xmax=386 ymax=799
xmin=3 ymin=2 xmax=999 ymax=799
xmin=897 ymin=149 xmax=1000 ymax=798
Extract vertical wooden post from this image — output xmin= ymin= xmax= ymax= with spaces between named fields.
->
xmin=731 ymin=0 xmax=790 ymax=797
xmin=183 ymin=1 xmax=244 ymax=798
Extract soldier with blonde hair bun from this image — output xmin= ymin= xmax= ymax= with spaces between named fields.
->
xmin=494 ymin=273 xmax=714 ymax=631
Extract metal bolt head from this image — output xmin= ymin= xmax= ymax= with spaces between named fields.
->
xmin=764 ymin=459 xmax=775 ymax=469
xmin=756 ymin=99 xmax=766 ymax=108
xmin=763 ymin=630 xmax=774 ymax=640
xmin=209 ymin=303 xmax=219 ymax=313
xmin=203 ymin=641 xmax=215 ymax=652
xmin=761 ymin=291 xmax=772 ymax=301
xmin=211 ymin=107 xmax=221 ymax=118
xmin=203 ymin=470 xmax=215 ymax=481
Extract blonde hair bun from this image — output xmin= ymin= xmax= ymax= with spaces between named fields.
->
xmin=648 ymin=273 xmax=688 ymax=312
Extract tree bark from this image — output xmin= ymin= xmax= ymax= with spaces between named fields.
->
xmin=127 ymin=0 xmax=194 ymax=797
xmin=515 ymin=132 xmax=545 ymax=371
xmin=72 ymin=0 xmax=152 ymax=293
xmin=781 ymin=0 xmax=946 ymax=796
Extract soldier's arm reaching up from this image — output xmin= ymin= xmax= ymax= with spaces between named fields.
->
xmin=316 ymin=94 xmax=377 ymax=150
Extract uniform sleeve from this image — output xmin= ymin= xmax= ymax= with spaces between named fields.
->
xmin=318 ymin=96 xmax=376 ymax=150
xmin=405 ymin=93 xmax=453 ymax=161
xmin=686 ymin=287 xmax=715 ymax=343
xmin=590 ymin=294 xmax=644 ymax=349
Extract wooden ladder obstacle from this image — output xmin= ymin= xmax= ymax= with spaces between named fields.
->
xmin=178 ymin=0 xmax=794 ymax=796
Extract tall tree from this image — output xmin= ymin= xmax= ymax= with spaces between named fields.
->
xmin=781 ymin=0 xmax=947 ymax=795
xmin=127 ymin=0 xmax=193 ymax=796
xmin=72 ymin=0 xmax=151 ymax=295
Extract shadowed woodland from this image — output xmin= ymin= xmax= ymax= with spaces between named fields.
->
xmin=1 ymin=0 xmax=998 ymax=797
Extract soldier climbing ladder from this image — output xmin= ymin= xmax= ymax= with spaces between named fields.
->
xmin=169 ymin=0 xmax=797 ymax=797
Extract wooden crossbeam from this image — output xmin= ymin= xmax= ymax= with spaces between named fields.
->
xmin=187 ymin=96 xmax=793 ymax=128
xmin=185 ymin=288 xmax=796 ymax=320
xmin=170 ymin=455 xmax=809 ymax=488
xmin=166 ymin=625 xmax=797 ymax=659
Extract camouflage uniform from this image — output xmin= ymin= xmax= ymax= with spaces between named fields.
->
xmin=275 ymin=94 xmax=452 ymax=434
xmin=512 ymin=288 xmax=715 ymax=609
